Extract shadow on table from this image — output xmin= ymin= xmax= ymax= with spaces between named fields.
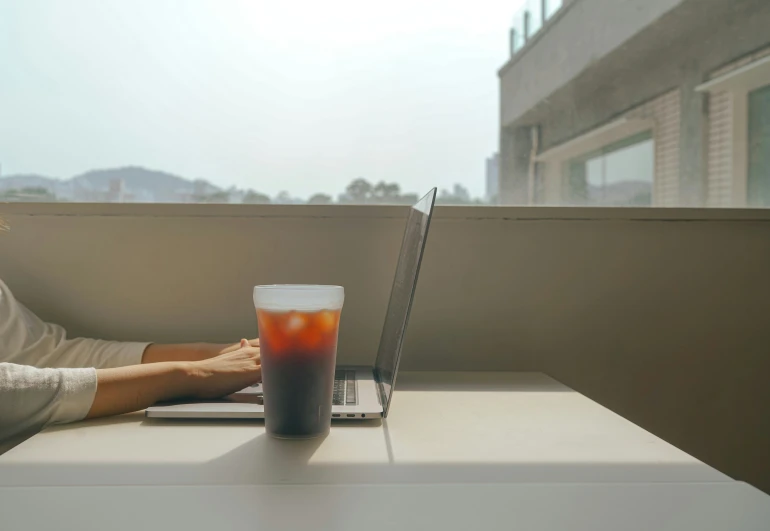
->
xmin=3 ymin=412 xmax=730 ymax=487
xmin=0 ymin=374 xmax=726 ymax=487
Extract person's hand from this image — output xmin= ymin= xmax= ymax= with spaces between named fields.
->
xmin=217 ymin=338 xmax=260 ymax=355
xmin=88 ymin=339 xmax=261 ymax=419
xmin=187 ymin=339 xmax=262 ymax=399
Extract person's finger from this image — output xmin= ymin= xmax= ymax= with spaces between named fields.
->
xmin=240 ymin=339 xmax=249 ymax=348
xmin=248 ymin=338 xmax=260 ymax=346
xmin=237 ymin=346 xmax=261 ymax=358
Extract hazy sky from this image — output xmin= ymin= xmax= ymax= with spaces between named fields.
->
xmin=0 ymin=0 xmax=523 ymax=199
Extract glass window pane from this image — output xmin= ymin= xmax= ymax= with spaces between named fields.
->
xmin=512 ymin=10 xmax=526 ymax=51
xmin=748 ymin=84 xmax=770 ymax=207
xmin=566 ymin=134 xmax=654 ymax=206
xmin=544 ymin=0 xmax=563 ymax=20
xmin=526 ymin=0 xmax=543 ymax=37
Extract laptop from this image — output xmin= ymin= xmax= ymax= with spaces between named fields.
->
xmin=145 ymin=188 xmax=437 ymax=420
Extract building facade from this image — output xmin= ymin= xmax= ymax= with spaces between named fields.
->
xmin=498 ymin=0 xmax=770 ymax=207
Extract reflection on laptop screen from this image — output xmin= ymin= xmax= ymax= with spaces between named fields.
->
xmin=374 ymin=189 xmax=436 ymax=416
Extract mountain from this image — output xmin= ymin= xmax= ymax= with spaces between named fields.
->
xmin=0 ymin=174 xmax=60 ymax=191
xmin=72 ymin=167 xmax=193 ymax=197
xmin=1 ymin=167 xmax=221 ymax=202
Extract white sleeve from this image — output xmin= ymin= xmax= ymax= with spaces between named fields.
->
xmin=0 ymin=280 xmax=150 ymax=370
xmin=0 ymin=278 xmax=147 ymax=447
xmin=0 ymin=363 xmax=97 ymax=445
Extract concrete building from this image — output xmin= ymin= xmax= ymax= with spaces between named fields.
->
xmin=485 ymin=152 xmax=500 ymax=203
xmin=498 ymin=0 xmax=770 ymax=207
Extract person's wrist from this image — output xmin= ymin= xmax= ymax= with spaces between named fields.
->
xmin=168 ymin=361 xmax=204 ymax=400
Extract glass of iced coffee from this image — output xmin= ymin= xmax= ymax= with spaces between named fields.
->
xmin=253 ymin=285 xmax=344 ymax=439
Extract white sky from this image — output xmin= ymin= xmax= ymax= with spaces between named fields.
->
xmin=0 ymin=0 xmax=524 ymax=199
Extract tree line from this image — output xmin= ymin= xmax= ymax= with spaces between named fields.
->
xmin=237 ymin=179 xmax=483 ymax=205
xmin=2 ymin=179 xmax=484 ymax=205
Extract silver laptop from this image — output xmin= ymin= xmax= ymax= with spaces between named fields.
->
xmin=146 ymin=188 xmax=437 ymax=420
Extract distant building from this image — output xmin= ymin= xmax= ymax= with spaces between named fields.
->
xmin=498 ymin=0 xmax=770 ymax=207
xmin=106 ymin=178 xmax=125 ymax=202
xmin=485 ymin=153 xmax=500 ymax=203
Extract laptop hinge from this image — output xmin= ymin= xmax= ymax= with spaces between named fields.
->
xmin=373 ymin=369 xmax=386 ymax=408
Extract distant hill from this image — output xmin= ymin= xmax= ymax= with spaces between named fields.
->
xmin=1 ymin=166 xmax=221 ymax=202
xmin=72 ymin=167 xmax=192 ymax=196
xmin=0 ymin=174 xmax=60 ymax=190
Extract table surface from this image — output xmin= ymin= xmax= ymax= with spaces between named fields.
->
xmin=0 ymin=372 xmax=732 ymax=486
xmin=2 ymin=483 xmax=769 ymax=531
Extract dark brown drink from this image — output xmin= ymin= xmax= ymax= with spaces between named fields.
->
xmin=257 ymin=308 xmax=342 ymax=438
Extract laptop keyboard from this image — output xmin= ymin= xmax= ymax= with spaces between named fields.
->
xmin=333 ymin=370 xmax=358 ymax=406
xmin=237 ymin=372 xmax=357 ymax=405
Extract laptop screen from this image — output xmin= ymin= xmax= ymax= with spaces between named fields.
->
xmin=373 ymin=188 xmax=436 ymax=417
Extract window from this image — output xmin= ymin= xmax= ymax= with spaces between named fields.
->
xmin=501 ymin=0 xmax=770 ymax=208
xmin=697 ymin=52 xmax=770 ymax=207
xmin=2 ymin=0 xmax=770 ymax=208
xmin=564 ymin=133 xmax=654 ymax=207
xmin=748 ymin=85 xmax=770 ymax=207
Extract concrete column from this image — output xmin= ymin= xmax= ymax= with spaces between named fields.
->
xmin=499 ymin=126 xmax=533 ymax=205
xmin=679 ymin=61 xmax=708 ymax=207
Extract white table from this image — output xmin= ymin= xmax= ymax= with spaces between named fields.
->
xmin=1 ymin=483 xmax=770 ymax=531
xmin=0 ymin=372 xmax=731 ymax=486
xmin=4 ymin=372 xmax=769 ymax=530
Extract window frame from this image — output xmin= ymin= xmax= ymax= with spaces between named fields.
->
xmin=535 ymin=118 xmax=655 ymax=206
xmin=563 ymin=131 xmax=654 ymax=207
xmin=697 ymin=55 xmax=770 ymax=207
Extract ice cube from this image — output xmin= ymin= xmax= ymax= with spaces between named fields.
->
xmin=285 ymin=312 xmax=307 ymax=334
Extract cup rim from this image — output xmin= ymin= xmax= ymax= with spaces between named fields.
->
xmin=254 ymin=284 xmax=343 ymax=291
xmin=253 ymin=285 xmax=344 ymax=311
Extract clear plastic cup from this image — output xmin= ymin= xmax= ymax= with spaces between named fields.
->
xmin=253 ymin=285 xmax=344 ymax=438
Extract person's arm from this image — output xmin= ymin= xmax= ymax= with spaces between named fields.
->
xmin=0 ymin=362 xmax=98 ymax=444
xmin=1 ymin=341 xmax=261 ymax=443
xmin=1 ymin=279 xmax=256 ymax=371
xmin=85 ymin=362 xmax=194 ymax=419
xmin=140 ymin=339 xmax=259 ymax=365
xmin=11 ymin=297 xmax=256 ymax=369
xmin=88 ymin=341 xmax=262 ymax=418
xmin=4 ymin=295 xmax=149 ymax=370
